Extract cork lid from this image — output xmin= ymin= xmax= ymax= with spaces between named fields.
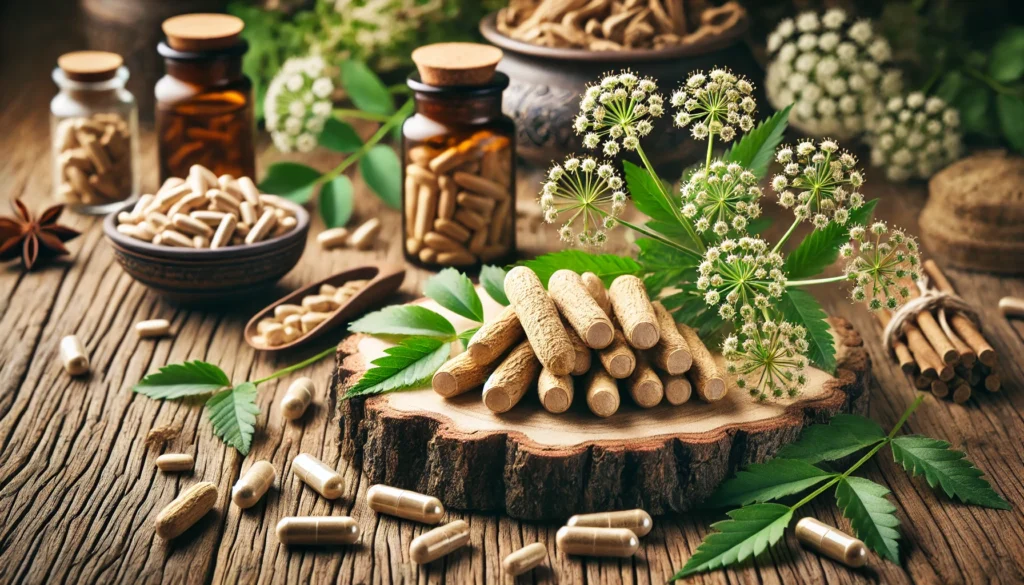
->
xmin=411 ymin=43 xmax=503 ymax=87
xmin=57 ymin=51 xmax=123 ymax=82
xmin=162 ymin=13 xmax=244 ymax=52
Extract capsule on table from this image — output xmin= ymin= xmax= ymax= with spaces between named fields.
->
xmin=156 ymin=453 xmax=194 ymax=472
xmin=410 ymin=519 xmax=470 ymax=564
xmin=555 ymin=526 xmax=639 ymax=557
xmin=502 ymin=542 xmax=547 ymax=576
xmin=281 ymin=377 xmax=315 ymax=420
xmin=292 ymin=453 xmax=344 ymax=499
xmin=276 ymin=516 xmax=360 ymax=545
xmin=136 ymin=319 xmax=171 ymax=338
xmin=795 ymin=517 xmax=868 ymax=568
xmin=60 ymin=334 xmax=89 ymax=376
xmin=566 ymin=509 xmax=653 ymax=537
xmin=232 ymin=460 xmax=276 ymax=508
xmin=367 ymin=484 xmax=445 ymax=525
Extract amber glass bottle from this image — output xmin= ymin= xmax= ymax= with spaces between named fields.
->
xmin=155 ymin=14 xmax=255 ymax=181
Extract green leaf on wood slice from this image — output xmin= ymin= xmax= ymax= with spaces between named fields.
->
xmin=458 ymin=327 xmax=479 ymax=350
xmin=349 ymin=305 xmax=456 ymax=339
xmin=835 ymin=476 xmax=901 ymax=563
xmin=424 ymin=268 xmax=484 ymax=322
xmin=134 ymin=361 xmax=231 ymax=399
xmin=518 ymin=250 xmax=643 ymax=288
xmin=708 ymin=459 xmax=835 ymax=507
xmin=480 ymin=265 xmax=509 ymax=305
xmin=777 ymin=414 xmax=886 ymax=464
xmin=723 ymin=104 xmax=792 ymax=179
xmin=360 ymin=145 xmax=402 ymax=209
xmin=891 ymin=435 xmax=1011 ymax=509
xmin=319 ymin=117 xmax=363 ymax=153
xmin=785 ymin=199 xmax=879 ymax=280
xmin=673 ymin=503 xmax=793 ymax=578
xmin=259 ymin=162 xmax=322 ymax=204
xmin=320 ymin=175 xmax=354 ymax=228
xmin=343 ymin=336 xmax=451 ymax=399
xmin=207 ymin=382 xmax=260 ymax=456
xmin=339 ymin=60 xmax=394 ymax=115
xmin=623 ymin=159 xmax=677 ymax=223
xmin=996 ymin=94 xmax=1024 ymax=154
xmin=779 ymin=288 xmax=835 ymax=373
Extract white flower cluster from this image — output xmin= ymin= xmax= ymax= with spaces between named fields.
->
xmin=840 ymin=222 xmax=921 ymax=311
xmin=696 ymin=237 xmax=786 ymax=322
xmin=539 ymin=155 xmax=626 ymax=248
xmin=329 ymin=0 xmax=445 ymax=70
xmin=772 ymin=139 xmax=865 ymax=229
xmin=724 ymin=319 xmax=809 ymax=400
xmin=681 ymin=160 xmax=763 ymax=237
xmin=671 ymin=68 xmax=756 ymax=142
xmin=867 ymin=92 xmax=963 ymax=181
xmin=265 ymin=55 xmax=335 ymax=153
xmin=575 ymin=71 xmax=664 ymax=157
xmin=765 ymin=8 xmax=901 ymax=138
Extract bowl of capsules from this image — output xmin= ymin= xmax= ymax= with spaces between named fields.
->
xmin=104 ymin=165 xmax=310 ymax=304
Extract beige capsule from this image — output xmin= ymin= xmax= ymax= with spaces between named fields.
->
xmin=292 ymin=453 xmax=344 ymax=499
xmin=136 ymin=319 xmax=171 ymax=338
xmin=277 ymin=516 xmax=360 ymax=546
xmin=302 ymin=294 xmax=336 ymax=313
xmin=210 ymin=214 xmax=238 ymax=249
xmin=192 ymin=235 xmax=210 ymax=249
xmin=502 ymin=542 xmax=547 ymax=577
xmin=556 ymin=526 xmax=639 ymax=557
xmin=245 ymin=209 xmax=278 ymax=244
xmin=155 ymin=482 xmax=217 ymax=539
xmin=232 ymin=460 xmax=276 ymax=508
xmin=117 ymin=222 xmax=156 ymax=242
xmin=317 ymin=227 xmax=349 ymax=250
xmin=300 ymin=311 xmax=329 ymax=333
xmin=262 ymin=323 xmax=286 ymax=346
xmin=367 ymin=484 xmax=445 ymax=524
xmin=60 ymin=334 xmax=89 ymax=376
xmin=156 ymin=453 xmax=194 ymax=472
xmin=567 ymin=509 xmax=653 ymax=537
xmin=274 ymin=304 xmax=305 ymax=320
xmin=410 ymin=520 xmax=470 ymax=564
xmin=795 ymin=517 xmax=868 ymax=568
xmin=281 ymin=377 xmax=315 ymax=420
xmin=349 ymin=218 xmax=381 ymax=250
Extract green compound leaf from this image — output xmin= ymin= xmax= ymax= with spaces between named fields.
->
xmin=777 ymin=414 xmax=887 ymax=464
xmin=320 ymin=175 xmax=354 ymax=228
xmin=343 ymin=336 xmax=451 ymax=399
xmin=891 ymin=435 xmax=1011 ymax=510
xmin=424 ymin=268 xmax=484 ymax=322
xmin=708 ymin=459 xmax=836 ymax=508
xmin=360 ymin=145 xmax=403 ymax=209
xmin=673 ymin=503 xmax=793 ymax=579
xmin=349 ymin=305 xmax=456 ymax=339
xmin=785 ymin=198 xmax=878 ymax=280
xmin=996 ymin=94 xmax=1024 ymax=154
xmin=779 ymin=288 xmax=836 ymax=373
xmin=723 ymin=104 xmax=792 ymax=179
xmin=134 ymin=361 xmax=231 ymax=399
xmin=480 ymin=265 xmax=510 ymax=306
xmin=518 ymin=250 xmax=643 ymax=288
xmin=636 ymin=237 xmax=699 ymax=296
xmin=835 ymin=476 xmax=901 ymax=563
xmin=458 ymin=327 xmax=480 ymax=350
xmin=319 ymin=117 xmax=363 ymax=153
xmin=339 ymin=60 xmax=394 ymax=115
xmin=259 ymin=162 xmax=322 ymax=204
xmin=207 ymin=382 xmax=260 ymax=456
xmin=623 ymin=159 xmax=677 ymax=223
xmin=989 ymin=26 xmax=1024 ymax=82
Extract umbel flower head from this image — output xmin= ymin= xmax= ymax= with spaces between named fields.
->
xmin=867 ymin=92 xmax=963 ymax=181
xmin=539 ymin=155 xmax=626 ymax=248
xmin=772 ymin=139 xmax=866 ymax=229
xmin=841 ymin=222 xmax=921 ymax=311
xmin=265 ymin=55 xmax=335 ymax=153
xmin=696 ymin=237 xmax=787 ymax=323
xmin=681 ymin=160 xmax=763 ymax=237
xmin=724 ymin=318 xmax=809 ymax=401
xmin=671 ymin=68 xmax=756 ymax=142
xmin=764 ymin=8 xmax=901 ymax=138
xmin=575 ymin=71 xmax=664 ymax=157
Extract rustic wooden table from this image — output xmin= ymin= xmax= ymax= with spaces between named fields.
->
xmin=3 ymin=3 xmax=1024 ymax=584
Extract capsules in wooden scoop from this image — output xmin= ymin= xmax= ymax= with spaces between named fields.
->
xmin=232 ymin=460 xmax=276 ymax=508
xmin=796 ymin=517 xmax=868 ymax=568
xmin=292 ymin=453 xmax=344 ymax=499
xmin=502 ymin=542 xmax=547 ymax=576
xmin=276 ymin=516 xmax=360 ymax=545
xmin=556 ymin=526 xmax=639 ymax=557
xmin=367 ymin=484 xmax=445 ymax=524
xmin=410 ymin=519 xmax=470 ymax=564
xmin=567 ymin=509 xmax=653 ymax=537
xmin=281 ymin=377 xmax=314 ymax=420
xmin=155 ymin=453 xmax=194 ymax=472
xmin=155 ymin=481 xmax=217 ymax=539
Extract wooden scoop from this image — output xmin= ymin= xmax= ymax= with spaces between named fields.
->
xmin=244 ymin=264 xmax=405 ymax=352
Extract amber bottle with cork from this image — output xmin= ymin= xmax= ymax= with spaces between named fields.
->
xmin=155 ymin=13 xmax=255 ymax=182
xmin=403 ymin=42 xmax=516 ymax=270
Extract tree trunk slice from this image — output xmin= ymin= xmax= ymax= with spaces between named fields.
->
xmin=335 ymin=293 xmax=870 ymax=521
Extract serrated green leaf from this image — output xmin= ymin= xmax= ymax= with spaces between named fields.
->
xmin=779 ymin=288 xmax=835 ymax=373
xmin=480 ymin=265 xmax=509 ymax=305
xmin=518 ymin=250 xmax=643 ymax=288
xmin=320 ymin=175 xmax=354 ymax=228
xmin=989 ymin=27 xmax=1024 ymax=82
xmin=891 ymin=435 xmax=1010 ymax=509
xmin=996 ymin=94 xmax=1024 ymax=154
xmin=835 ymin=476 xmax=901 ymax=563
xmin=785 ymin=199 xmax=879 ymax=279
xmin=659 ymin=289 xmax=727 ymax=339
xmin=349 ymin=305 xmax=456 ymax=338
xmin=360 ymin=145 xmax=402 ymax=209
xmin=636 ymin=237 xmax=698 ymax=296
xmin=343 ymin=337 xmax=451 ymax=399
xmin=708 ymin=459 xmax=835 ymax=507
xmin=134 ymin=361 xmax=231 ymax=399
xmin=623 ymin=160 xmax=676 ymax=223
xmin=339 ymin=60 xmax=394 ymax=115
xmin=319 ymin=118 xmax=363 ymax=153
xmin=458 ymin=327 xmax=479 ymax=350
xmin=206 ymin=382 xmax=260 ymax=455
xmin=723 ymin=105 xmax=792 ymax=179
xmin=673 ymin=503 xmax=793 ymax=578
xmin=777 ymin=414 xmax=886 ymax=464
xmin=259 ymin=162 xmax=322 ymax=204
xmin=424 ymin=268 xmax=484 ymax=322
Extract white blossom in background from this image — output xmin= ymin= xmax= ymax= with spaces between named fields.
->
xmin=538 ymin=155 xmax=626 ymax=248
xmin=724 ymin=318 xmax=809 ymax=400
xmin=328 ymin=0 xmax=445 ymax=71
xmin=671 ymin=68 xmax=756 ymax=142
xmin=574 ymin=71 xmax=664 ymax=156
xmin=264 ymin=55 xmax=335 ymax=153
xmin=866 ymin=92 xmax=963 ymax=181
xmin=765 ymin=8 xmax=901 ymax=138
xmin=680 ymin=160 xmax=763 ymax=238
xmin=772 ymin=139 xmax=866 ymax=229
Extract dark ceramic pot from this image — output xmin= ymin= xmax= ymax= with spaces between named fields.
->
xmin=479 ymin=13 xmax=763 ymax=169
xmin=103 ymin=201 xmax=309 ymax=304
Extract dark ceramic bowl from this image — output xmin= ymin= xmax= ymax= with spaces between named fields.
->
xmin=103 ymin=201 xmax=310 ymax=304
xmin=479 ymin=12 xmax=763 ymax=168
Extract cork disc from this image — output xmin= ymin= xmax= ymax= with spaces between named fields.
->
xmin=57 ymin=51 xmax=123 ymax=82
xmin=162 ymin=13 xmax=244 ymax=52
xmin=411 ymin=42 xmax=503 ymax=86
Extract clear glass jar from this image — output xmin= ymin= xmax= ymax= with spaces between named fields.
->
xmin=402 ymin=72 xmax=516 ymax=270
xmin=51 ymin=52 xmax=139 ymax=214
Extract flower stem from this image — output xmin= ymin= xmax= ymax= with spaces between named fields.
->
xmin=773 ymin=218 xmax=802 ymax=254
xmin=332 ymin=108 xmax=392 ymax=122
xmin=787 ymin=275 xmax=846 ymax=287
xmin=705 ymin=135 xmax=715 ymax=171
xmin=253 ymin=346 xmax=337 ymax=386
xmin=635 ymin=145 xmax=706 ymax=253
xmin=962 ymin=66 xmax=1023 ymax=97
xmin=614 ymin=216 xmax=702 ymax=260
xmin=317 ymin=98 xmax=414 ymax=187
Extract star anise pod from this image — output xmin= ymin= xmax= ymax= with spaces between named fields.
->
xmin=0 ymin=199 xmax=81 ymax=270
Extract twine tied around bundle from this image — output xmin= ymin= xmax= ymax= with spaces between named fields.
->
xmin=881 ymin=286 xmax=980 ymax=356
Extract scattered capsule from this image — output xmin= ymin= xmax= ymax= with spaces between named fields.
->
xmin=367 ymin=484 xmax=445 ymax=524
xmin=410 ymin=520 xmax=470 ymax=564
xmin=276 ymin=516 xmax=360 ymax=545
xmin=566 ymin=509 xmax=653 ymax=537
xmin=156 ymin=453 xmax=194 ymax=472
xmin=232 ymin=460 xmax=276 ymax=508
xmin=60 ymin=334 xmax=89 ymax=376
xmin=795 ymin=517 xmax=868 ymax=568
xmin=136 ymin=319 xmax=171 ymax=338
xmin=281 ymin=377 xmax=315 ymax=420
xmin=155 ymin=482 xmax=217 ymax=539
xmin=502 ymin=542 xmax=547 ymax=576
xmin=555 ymin=526 xmax=639 ymax=557
xmin=292 ymin=453 xmax=344 ymax=499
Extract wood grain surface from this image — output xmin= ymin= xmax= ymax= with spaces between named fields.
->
xmin=2 ymin=2 xmax=1024 ymax=583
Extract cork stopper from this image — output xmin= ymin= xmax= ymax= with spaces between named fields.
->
xmin=57 ymin=51 xmax=123 ymax=82
xmin=162 ymin=13 xmax=244 ymax=52
xmin=411 ymin=43 xmax=503 ymax=87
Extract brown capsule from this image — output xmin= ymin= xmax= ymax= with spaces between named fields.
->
xmin=292 ymin=453 xmax=344 ymax=499
xmin=796 ymin=517 xmax=868 ymax=567
xmin=556 ymin=526 xmax=639 ymax=557
xmin=281 ymin=377 xmax=314 ymax=420
xmin=367 ymin=484 xmax=445 ymax=524
xmin=276 ymin=516 xmax=360 ymax=545
xmin=232 ymin=460 xmax=276 ymax=508
xmin=155 ymin=453 xmax=194 ymax=472
xmin=502 ymin=542 xmax=547 ymax=576
xmin=567 ymin=509 xmax=653 ymax=537
xmin=410 ymin=520 xmax=470 ymax=564
xmin=155 ymin=482 xmax=217 ymax=539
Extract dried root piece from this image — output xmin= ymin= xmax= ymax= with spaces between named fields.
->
xmin=483 ymin=340 xmax=541 ymax=413
xmin=677 ymin=323 xmax=726 ymax=402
